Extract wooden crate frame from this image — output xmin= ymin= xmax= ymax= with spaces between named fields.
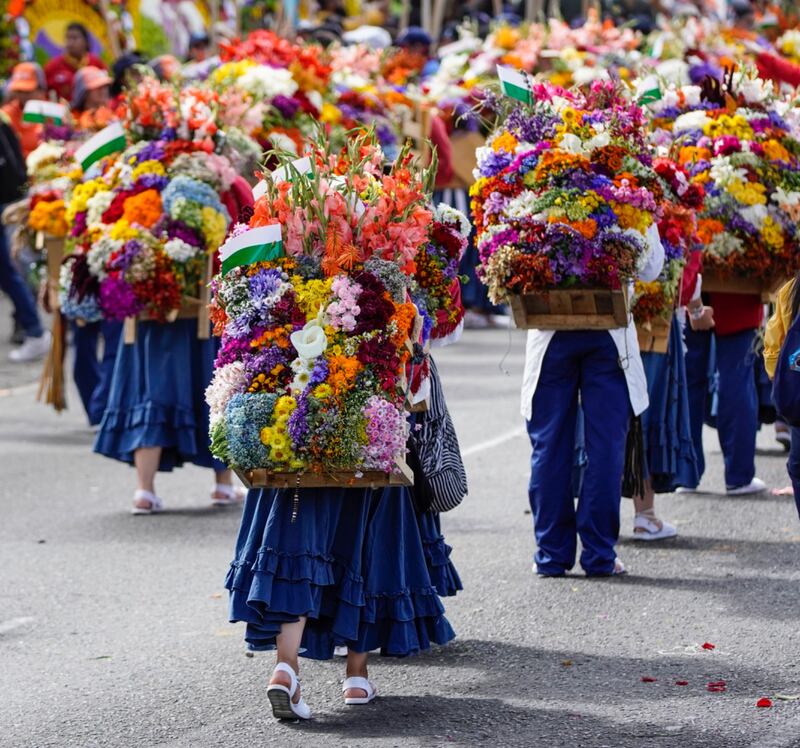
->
xmin=636 ymin=314 xmax=672 ymax=354
xmin=123 ymin=255 xmax=213 ymax=344
xmin=234 ymin=459 xmax=414 ymax=490
xmin=702 ymin=268 xmax=786 ymax=301
xmin=509 ymin=288 xmax=629 ymax=330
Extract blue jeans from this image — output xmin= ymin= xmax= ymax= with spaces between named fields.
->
xmin=0 ymin=211 xmax=43 ymax=338
xmin=72 ymin=320 xmax=122 ymax=425
xmin=527 ymin=331 xmax=631 ymax=576
xmin=684 ymin=327 xmax=758 ymax=488
xmin=788 ymin=428 xmax=800 ymax=520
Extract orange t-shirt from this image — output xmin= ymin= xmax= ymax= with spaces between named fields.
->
xmin=1 ymin=100 xmax=42 ymax=158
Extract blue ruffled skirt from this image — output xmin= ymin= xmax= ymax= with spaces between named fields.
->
xmin=93 ymin=319 xmax=223 ymax=472
xmin=225 ymin=486 xmax=458 ymax=659
xmin=641 ymin=316 xmax=699 ymax=493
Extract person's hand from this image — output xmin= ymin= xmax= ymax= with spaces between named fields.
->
xmin=689 ymin=305 xmax=715 ymax=331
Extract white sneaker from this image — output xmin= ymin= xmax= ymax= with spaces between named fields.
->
xmin=726 ymin=477 xmax=767 ymax=496
xmin=9 ymin=330 xmax=51 ymax=362
xmin=633 ymin=515 xmax=678 ymax=541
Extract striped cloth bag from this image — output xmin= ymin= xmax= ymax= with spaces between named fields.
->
xmin=408 ymin=358 xmax=468 ymax=512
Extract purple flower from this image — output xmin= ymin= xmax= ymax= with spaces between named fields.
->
xmin=135 ymin=142 xmax=166 ymax=163
xmin=166 ymin=220 xmax=203 ymax=247
xmin=272 ymin=95 xmax=300 ymax=120
xmin=108 ymin=239 xmax=143 ymax=272
xmin=99 ymin=276 xmax=143 ymax=320
xmin=479 ymin=149 xmax=514 ymax=178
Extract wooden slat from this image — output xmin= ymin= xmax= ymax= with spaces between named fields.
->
xmin=235 ymin=459 xmax=414 ymax=490
xmin=510 ymin=288 xmax=629 ymax=330
xmin=702 ymin=268 xmax=785 ymax=301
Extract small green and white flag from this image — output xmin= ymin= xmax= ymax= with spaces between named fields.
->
xmin=636 ymin=76 xmax=662 ymax=105
xmin=74 ymin=122 xmax=127 ymax=171
xmin=252 ymin=156 xmax=313 ymax=200
xmin=497 ymin=65 xmax=532 ymax=105
xmin=220 ymin=224 xmax=284 ymax=275
xmin=23 ymin=100 xmax=68 ymax=126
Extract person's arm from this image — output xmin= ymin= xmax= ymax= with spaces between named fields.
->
xmin=636 ymin=222 xmax=664 ymax=283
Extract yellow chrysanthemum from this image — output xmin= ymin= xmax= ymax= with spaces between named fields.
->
xmin=320 ymin=103 xmax=342 ymax=125
xmin=727 ymin=179 xmax=767 ymax=206
xmin=131 ymin=160 xmax=167 ymax=181
xmin=313 ymin=383 xmax=333 ymax=399
xmin=202 ymin=207 xmax=228 ymax=250
xmin=761 ymin=216 xmax=784 ymax=249
xmin=293 ymin=276 xmax=333 ymax=318
xmin=109 ymin=219 xmax=138 ymax=242
xmin=274 ymin=395 xmax=297 ymax=417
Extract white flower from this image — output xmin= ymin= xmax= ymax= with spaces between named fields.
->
xmin=85 ymin=191 xmax=114 ymax=227
xmin=290 ymin=320 xmax=328 ymax=359
xmin=773 ymin=187 xmax=800 ymax=209
xmin=736 ymin=75 xmax=773 ymax=105
xmin=656 ymin=58 xmax=690 ymax=85
xmin=164 ymin=238 xmax=200 ymax=263
xmin=434 ymin=203 xmax=470 ymax=237
xmin=26 ymin=142 xmax=64 ymax=175
xmin=572 ymin=66 xmax=608 ymax=86
xmin=268 ymin=131 xmax=298 ymax=156
xmin=709 ymin=156 xmax=746 ymax=187
xmin=740 ymin=205 xmax=768 ymax=229
xmin=586 ymin=131 xmax=611 ymax=152
xmin=505 ymin=191 xmax=540 ymax=219
xmin=673 ymin=110 xmax=711 ymax=133
xmin=205 ymin=361 xmax=248 ymax=426
xmin=683 ymin=85 xmax=702 ymax=107
xmin=86 ymin=238 xmax=122 ymax=281
xmin=238 ymin=65 xmax=298 ymax=100
xmin=559 ymin=133 xmax=585 ymax=154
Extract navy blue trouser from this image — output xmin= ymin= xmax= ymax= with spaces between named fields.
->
xmin=0 ymin=213 xmax=43 ymax=338
xmin=72 ymin=320 xmax=122 ymax=425
xmin=788 ymin=428 xmax=800 ymax=521
xmin=527 ymin=331 xmax=630 ymax=576
xmin=684 ymin=327 xmax=757 ymax=489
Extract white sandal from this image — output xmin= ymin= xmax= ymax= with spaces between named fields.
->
xmin=342 ymin=676 xmax=377 ymax=705
xmin=633 ymin=514 xmax=678 ymax=541
xmin=266 ymin=663 xmax=312 ymax=721
xmin=211 ymin=483 xmax=245 ymax=507
xmin=131 ymin=490 xmax=164 ymax=515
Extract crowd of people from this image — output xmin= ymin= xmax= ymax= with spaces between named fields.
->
xmin=3 ymin=0 xmax=800 ymax=723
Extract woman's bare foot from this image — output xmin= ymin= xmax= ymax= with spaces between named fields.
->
xmin=771 ymin=486 xmax=795 ymax=496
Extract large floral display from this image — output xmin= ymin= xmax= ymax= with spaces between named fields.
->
xmin=205 ymin=132 xmax=442 ymax=478
xmin=470 ymin=78 xmax=663 ymax=305
xmin=649 ymin=72 xmax=800 ymax=285
xmin=58 ymin=79 xmax=256 ymax=323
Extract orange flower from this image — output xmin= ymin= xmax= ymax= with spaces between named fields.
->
xmin=390 ymin=302 xmax=418 ymax=346
xmin=697 ymin=218 xmax=725 ymax=245
xmin=572 ymin=219 xmax=598 ymax=239
xmin=327 ymin=355 xmax=363 ymax=392
xmin=122 ymin=189 xmax=162 ymax=228
xmin=250 ymin=325 xmax=292 ymax=349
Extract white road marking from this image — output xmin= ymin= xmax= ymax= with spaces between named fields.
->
xmin=0 ymin=616 xmax=35 ymax=634
xmin=461 ymin=426 xmax=526 ymax=458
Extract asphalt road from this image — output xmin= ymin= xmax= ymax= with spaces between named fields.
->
xmin=2 ymin=298 xmax=800 ymax=748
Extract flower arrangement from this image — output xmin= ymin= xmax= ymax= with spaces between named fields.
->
xmin=25 ymin=142 xmax=82 ymax=239
xmin=206 ymin=131 xmax=437 ymax=477
xmin=652 ymin=72 xmax=800 ymax=284
xmin=631 ymin=158 xmax=704 ymax=324
xmin=212 ymin=31 xmax=331 ymax=157
xmin=409 ymin=203 xmax=470 ymax=343
xmin=58 ymin=78 xmax=257 ymax=323
xmin=470 ymin=79 xmax=663 ymax=305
